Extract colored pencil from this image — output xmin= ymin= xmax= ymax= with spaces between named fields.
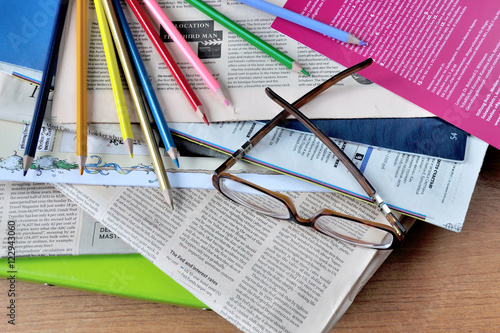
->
xmin=23 ymin=0 xmax=69 ymax=176
xmin=77 ymin=0 xmax=88 ymax=175
xmin=235 ymin=0 xmax=365 ymax=45
xmin=126 ymin=0 xmax=209 ymax=125
xmin=142 ymin=0 xmax=231 ymax=107
xmin=93 ymin=0 xmax=134 ymax=157
xmin=185 ymin=0 xmax=309 ymax=76
xmin=111 ymin=0 xmax=180 ymax=167
xmin=101 ymin=0 xmax=174 ymax=208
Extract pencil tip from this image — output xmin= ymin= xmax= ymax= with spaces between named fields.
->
xmin=292 ymin=61 xmax=309 ymax=76
xmin=124 ymin=138 xmax=134 ymax=158
xmin=347 ymin=34 xmax=366 ymax=46
xmin=214 ymin=88 xmax=231 ymax=107
xmin=195 ymin=105 xmax=210 ymax=125
xmin=167 ymin=147 xmax=180 ymax=168
xmin=23 ymin=155 xmax=33 ymax=176
xmin=162 ymin=188 xmax=174 ymax=210
xmin=77 ymin=156 xmax=87 ymax=175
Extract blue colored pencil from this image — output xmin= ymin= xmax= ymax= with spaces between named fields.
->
xmin=110 ymin=0 xmax=179 ymax=168
xmin=23 ymin=0 xmax=70 ymax=175
xmin=235 ymin=0 xmax=365 ymax=45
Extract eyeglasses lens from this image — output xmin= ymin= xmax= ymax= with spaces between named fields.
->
xmin=219 ymin=178 xmax=290 ymax=219
xmin=315 ymin=215 xmax=394 ymax=248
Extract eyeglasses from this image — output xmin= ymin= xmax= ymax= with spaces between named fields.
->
xmin=212 ymin=59 xmax=406 ymax=249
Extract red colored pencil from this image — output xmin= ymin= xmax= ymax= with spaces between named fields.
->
xmin=126 ymin=0 xmax=209 ymax=125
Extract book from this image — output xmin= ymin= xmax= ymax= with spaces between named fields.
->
xmin=0 ymin=254 xmax=206 ymax=309
xmin=276 ymin=117 xmax=468 ymax=161
xmin=0 ymin=1 xmax=61 ymax=83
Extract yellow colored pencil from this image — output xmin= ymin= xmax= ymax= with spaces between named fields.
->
xmin=101 ymin=0 xmax=174 ymax=208
xmin=77 ymin=0 xmax=88 ymax=175
xmin=93 ymin=0 xmax=134 ymax=157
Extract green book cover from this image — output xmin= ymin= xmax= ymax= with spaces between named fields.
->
xmin=0 ymin=254 xmax=207 ymax=309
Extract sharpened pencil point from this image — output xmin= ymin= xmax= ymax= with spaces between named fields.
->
xmin=215 ymin=88 xmax=231 ymax=107
xmin=167 ymin=147 xmax=180 ymax=168
xmin=202 ymin=114 xmax=209 ymax=126
xmin=195 ymin=105 xmax=210 ymax=125
xmin=23 ymin=155 xmax=33 ymax=176
xmin=77 ymin=155 xmax=87 ymax=175
xmin=347 ymin=33 xmax=366 ymax=46
xmin=162 ymin=188 xmax=174 ymax=210
xmin=124 ymin=138 xmax=134 ymax=158
xmin=292 ymin=61 xmax=309 ymax=76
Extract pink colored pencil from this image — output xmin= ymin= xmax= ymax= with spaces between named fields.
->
xmin=126 ymin=0 xmax=209 ymax=124
xmin=142 ymin=0 xmax=231 ymax=107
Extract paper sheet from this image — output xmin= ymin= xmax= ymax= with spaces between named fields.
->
xmin=0 ymin=117 xmax=333 ymax=193
xmin=0 ymin=181 xmax=135 ymax=257
xmin=168 ymin=121 xmax=488 ymax=231
xmin=51 ymin=0 xmax=430 ymax=124
xmin=55 ymin=181 xmax=400 ymax=332
xmin=273 ymin=0 xmax=500 ymax=149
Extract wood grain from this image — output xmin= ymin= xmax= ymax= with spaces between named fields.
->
xmin=1 ymin=148 xmax=499 ymax=332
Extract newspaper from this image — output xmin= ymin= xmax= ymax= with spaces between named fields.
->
xmin=0 ymin=181 xmax=135 ymax=257
xmin=53 ymin=181 xmax=410 ymax=332
xmin=52 ymin=0 xmax=430 ymax=124
xmin=0 ymin=118 xmax=302 ymax=190
xmin=168 ymin=121 xmax=489 ymax=231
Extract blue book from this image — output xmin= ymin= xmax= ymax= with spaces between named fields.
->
xmin=276 ymin=117 xmax=468 ymax=161
xmin=0 ymin=1 xmax=60 ymax=81
xmin=171 ymin=117 xmax=467 ymax=161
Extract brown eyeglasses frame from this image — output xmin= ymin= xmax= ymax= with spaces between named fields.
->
xmin=212 ymin=59 xmax=406 ymax=249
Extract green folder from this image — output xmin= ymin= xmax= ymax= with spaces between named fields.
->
xmin=0 ymin=254 xmax=207 ymax=309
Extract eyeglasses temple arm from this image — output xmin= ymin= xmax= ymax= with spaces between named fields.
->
xmin=265 ymin=87 xmax=407 ymax=235
xmin=266 ymin=87 xmax=376 ymax=195
xmin=216 ymin=59 xmax=374 ymax=175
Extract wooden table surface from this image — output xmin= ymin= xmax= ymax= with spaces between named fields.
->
xmin=1 ymin=147 xmax=499 ymax=332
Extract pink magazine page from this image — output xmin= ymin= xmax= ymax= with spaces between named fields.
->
xmin=272 ymin=0 xmax=500 ymax=149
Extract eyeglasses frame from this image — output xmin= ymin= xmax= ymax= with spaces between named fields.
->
xmin=212 ymin=59 xmax=406 ymax=249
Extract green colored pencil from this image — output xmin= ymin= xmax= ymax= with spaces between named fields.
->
xmin=185 ymin=0 xmax=310 ymax=76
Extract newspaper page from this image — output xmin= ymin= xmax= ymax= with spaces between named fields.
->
xmin=0 ymin=71 xmax=460 ymax=161
xmin=0 ymin=70 xmax=138 ymax=138
xmin=55 ymin=182 xmax=404 ymax=332
xmin=52 ymin=0 xmax=430 ymax=124
xmin=168 ymin=121 xmax=489 ymax=231
xmin=0 ymin=181 xmax=135 ymax=258
xmin=0 ymin=118 xmax=292 ymax=189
